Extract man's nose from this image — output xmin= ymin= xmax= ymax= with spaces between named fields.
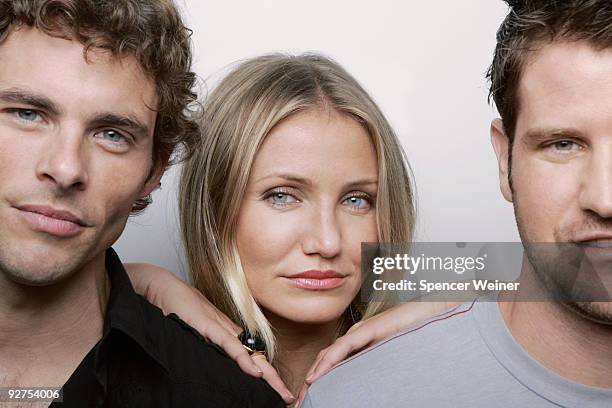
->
xmin=35 ymin=128 xmax=89 ymax=191
xmin=579 ymin=145 xmax=612 ymax=219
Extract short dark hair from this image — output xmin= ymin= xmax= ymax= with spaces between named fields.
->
xmin=487 ymin=0 xmax=612 ymax=141
xmin=0 ymin=0 xmax=200 ymax=211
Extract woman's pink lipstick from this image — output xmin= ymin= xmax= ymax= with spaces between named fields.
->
xmin=286 ymin=270 xmax=345 ymax=290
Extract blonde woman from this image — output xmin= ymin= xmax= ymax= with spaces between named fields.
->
xmin=127 ymin=54 xmax=462 ymax=405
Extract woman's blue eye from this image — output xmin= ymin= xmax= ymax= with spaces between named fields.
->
xmin=342 ymin=195 xmax=370 ymax=209
xmin=16 ymin=109 xmax=41 ymax=122
xmin=269 ymin=192 xmax=297 ymax=204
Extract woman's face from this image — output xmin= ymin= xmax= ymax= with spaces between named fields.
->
xmin=236 ymin=108 xmax=378 ymax=324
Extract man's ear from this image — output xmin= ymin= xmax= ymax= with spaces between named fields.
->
xmin=490 ymin=118 xmax=513 ymax=203
xmin=139 ymin=158 xmax=168 ymax=199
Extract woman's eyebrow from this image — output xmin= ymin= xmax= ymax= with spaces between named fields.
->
xmin=254 ymin=174 xmax=378 ymax=190
xmin=344 ymin=179 xmax=378 ymax=189
xmin=253 ymin=173 xmax=313 ymax=186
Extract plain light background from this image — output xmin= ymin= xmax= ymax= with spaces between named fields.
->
xmin=115 ymin=0 xmax=519 ymax=279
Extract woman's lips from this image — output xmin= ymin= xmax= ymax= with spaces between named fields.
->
xmin=285 ymin=270 xmax=346 ymax=290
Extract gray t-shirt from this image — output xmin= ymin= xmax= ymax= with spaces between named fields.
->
xmin=303 ymin=297 xmax=612 ymax=408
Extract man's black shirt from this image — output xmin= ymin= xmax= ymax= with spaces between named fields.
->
xmin=50 ymin=249 xmax=284 ymax=407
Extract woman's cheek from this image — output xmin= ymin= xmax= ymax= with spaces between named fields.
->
xmin=237 ymin=205 xmax=303 ymax=286
xmin=342 ymin=213 xmax=378 ymax=263
xmin=340 ymin=213 xmax=378 ymax=295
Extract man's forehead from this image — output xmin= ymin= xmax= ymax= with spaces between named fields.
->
xmin=521 ymin=41 xmax=612 ymax=88
xmin=0 ymin=26 xmax=158 ymax=132
xmin=516 ymin=41 xmax=612 ymax=137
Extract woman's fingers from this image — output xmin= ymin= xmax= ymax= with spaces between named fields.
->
xmin=197 ymin=294 xmax=241 ymax=336
xmin=251 ymin=354 xmax=295 ymax=405
xmin=305 ymin=329 xmax=371 ymax=384
xmin=214 ymin=312 xmax=241 ymax=337
xmin=304 ymin=347 xmax=329 ymax=385
xmin=294 ymin=382 xmax=309 ymax=408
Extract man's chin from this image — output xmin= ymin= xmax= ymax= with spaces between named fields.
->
xmin=2 ymin=263 xmax=74 ymax=287
xmin=0 ymin=251 xmax=81 ymax=287
xmin=566 ymin=301 xmax=612 ymax=325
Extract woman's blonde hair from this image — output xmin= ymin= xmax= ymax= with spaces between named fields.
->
xmin=180 ymin=53 xmax=415 ymax=361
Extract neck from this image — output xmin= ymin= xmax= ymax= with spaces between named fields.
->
xmin=500 ymin=257 xmax=612 ymax=388
xmin=265 ymin=312 xmax=340 ymax=398
xmin=0 ymin=253 xmax=109 ymax=387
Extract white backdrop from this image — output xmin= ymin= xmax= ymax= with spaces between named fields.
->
xmin=115 ymin=0 xmax=518 ymax=279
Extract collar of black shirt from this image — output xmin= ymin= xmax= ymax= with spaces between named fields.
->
xmin=96 ymin=248 xmax=169 ymax=373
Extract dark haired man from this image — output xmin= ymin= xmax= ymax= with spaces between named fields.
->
xmin=304 ymin=1 xmax=612 ymax=406
xmin=0 ymin=1 xmax=283 ymax=406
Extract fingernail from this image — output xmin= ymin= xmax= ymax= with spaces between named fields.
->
xmin=285 ymin=393 xmax=295 ymax=402
xmin=306 ymin=373 xmax=314 ymax=383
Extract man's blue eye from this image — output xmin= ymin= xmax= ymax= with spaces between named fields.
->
xmin=100 ymin=130 xmax=125 ymax=143
xmin=552 ymin=140 xmax=577 ymax=151
xmin=16 ymin=110 xmax=41 ymax=122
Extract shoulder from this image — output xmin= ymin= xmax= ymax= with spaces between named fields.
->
xmin=135 ymin=296 xmax=284 ymax=407
xmin=335 ymin=300 xmax=479 ymax=369
xmin=306 ymin=301 xmax=485 ymax=406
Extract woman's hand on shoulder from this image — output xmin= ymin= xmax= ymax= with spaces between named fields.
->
xmin=124 ymin=263 xmax=295 ymax=405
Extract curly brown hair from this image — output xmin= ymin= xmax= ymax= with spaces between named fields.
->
xmin=0 ymin=0 xmax=200 ymax=211
xmin=487 ymin=0 xmax=612 ymax=142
